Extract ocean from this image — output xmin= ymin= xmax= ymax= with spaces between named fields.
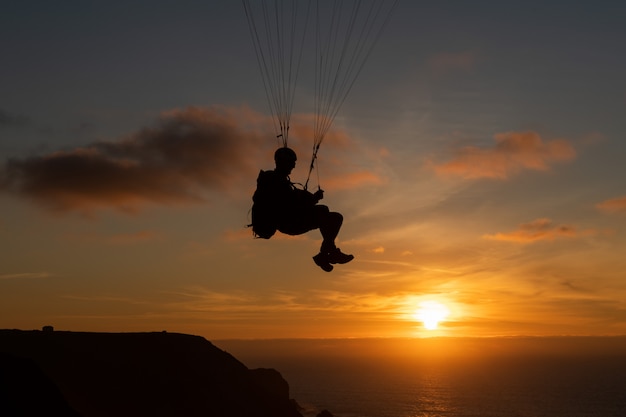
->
xmin=215 ymin=337 xmax=626 ymax=417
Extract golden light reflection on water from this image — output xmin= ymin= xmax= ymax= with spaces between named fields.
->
xmin=218 ymin=337 xmax=626 ymax=417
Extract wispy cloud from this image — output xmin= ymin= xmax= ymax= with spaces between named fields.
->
xmin=483 ymin=218 xmax=597 ymax=243
xmin=0 ymin=106 xmax=268 ymax=214
xmin=432 ymin=131 xmax=576 ymax=179
xmin=62 ymin=294 xmax=149 ymax=305
xmin=370 ymin=246 xmax=385 ymax=254
xmin=0 ymin=272 xmax=51 ymax=280
xmin=165 ymin=286 xmax=428 ymax=319
xmin=596 ymin=196 xmax=626 ymax=214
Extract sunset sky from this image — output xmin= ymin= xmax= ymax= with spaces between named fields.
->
xmin=2 ymin=1 xmax=625 ymax=339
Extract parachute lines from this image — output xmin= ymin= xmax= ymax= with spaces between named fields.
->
xmin=242 ymin=0 xmax=311 ymax=147
xmin=307 ymin=0 xmax=398 ymax=189
xmin=243 ymin=0 xmax=398 ymax=187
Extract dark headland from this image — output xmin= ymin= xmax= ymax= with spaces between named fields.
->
xmin=0 ymin=328 xmax=313 ymax=417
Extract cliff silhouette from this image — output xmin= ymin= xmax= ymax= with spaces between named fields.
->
xmin=0 ymin=329 xmax=303 ymax=417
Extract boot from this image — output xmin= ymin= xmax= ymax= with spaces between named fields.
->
xmin=327 ymin=247 xmax=354 ymax=264
xmin=313 ymin=252 xmax=333 ymax=272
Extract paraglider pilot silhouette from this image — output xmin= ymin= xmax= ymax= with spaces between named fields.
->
xmin=251 ymin=147 xmax=354 ymax=272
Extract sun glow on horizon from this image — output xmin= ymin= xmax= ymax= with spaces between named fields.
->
xmin=414 ymin=301 xmax=450 ymax=330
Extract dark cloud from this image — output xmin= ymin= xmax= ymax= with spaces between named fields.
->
xmin=0 ymin=109 xmax=29 ymax=127
xmin=1 ymin=106 xmax=267 ymax=214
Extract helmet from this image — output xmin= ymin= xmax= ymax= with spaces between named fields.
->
xmin=274 ymin=147 xmax=297 ymax=163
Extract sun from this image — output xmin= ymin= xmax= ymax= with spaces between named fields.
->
xmin=414 ymin=301 xmax=450 ymax=330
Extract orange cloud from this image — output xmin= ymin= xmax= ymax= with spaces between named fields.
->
xmin=596 ymin=196 xmax=626 ymax=214
xmin=321 ymin=170 xmax=385 ymax=191
xmin=1 ymin=106 xmax=268 ymax=214
xmin=433 ymin=131 xmax=576 ymax=179
xmin=483 ymin=218 xmax=578 ymax=243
